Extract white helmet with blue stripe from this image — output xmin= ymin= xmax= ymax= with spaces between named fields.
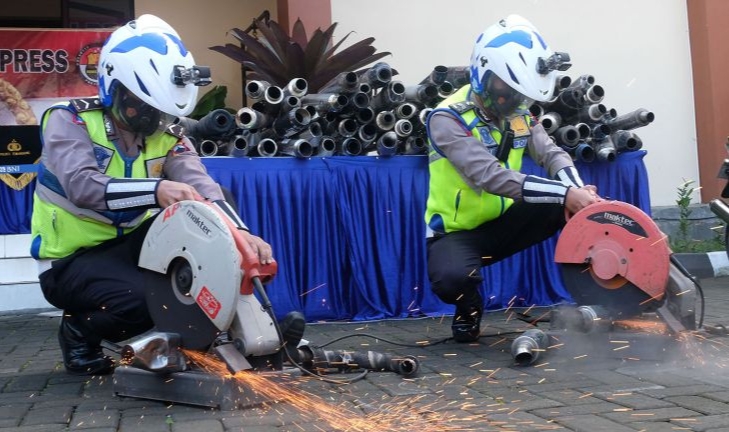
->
xmin=98 ymin=14 xmax=198 ymax=117
xmin=469 ymin=15 xmax=562 ymax=116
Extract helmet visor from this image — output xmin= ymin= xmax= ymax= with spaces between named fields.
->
xmin=480 ymin=73 xmax=532 ymax=117
xmin=111 ymin=85 xmax=163 ymax=136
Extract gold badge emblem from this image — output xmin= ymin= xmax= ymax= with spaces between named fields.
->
xmin=509 ymin=116 xmax=530 ymax=137
xmin=7 ymin=139 xmax=21 ymax=152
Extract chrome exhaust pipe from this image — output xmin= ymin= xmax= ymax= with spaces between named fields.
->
xmin=279 ymin=138 xmax=314 ymax=158
xmin=121 ymin=332 xmax=188 ymax=373
xmin=245 ymin=80 xmax=270 ymax=101
xmin=229 ymin=135 xmax=249 ymax=157
xmin=199 ymin=139 xmax=219 ymax=157
xmin=283 ymin=77 xmax=308 ymax=98
xmin=376 ymin=131 xmax=399 ymax=157
xmin=510 ymin=329 xmax=548 ymax=366
xmin=710 ymin=199 xmax=729 ymax=224
xmin=312 ymin=136 xmax=336 ymax=157
xmin=254 ymin=138 xmax=278 ymax=157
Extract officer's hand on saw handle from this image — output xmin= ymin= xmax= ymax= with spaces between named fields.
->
xmin=238 ymin=230 xmax=274 ymax=265
xmin=565 ymin=185 xmax=602 ymax=215
xmin=156 ymin=180 xmax=204 ymax=207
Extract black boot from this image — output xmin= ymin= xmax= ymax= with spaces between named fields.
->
xmin=451 ymin=304 xmax=483 ymax=343
xmin=279 ymin=311 xmax=306 ymax=363
xmin=58 ymin=315 xmax=115 ymax=375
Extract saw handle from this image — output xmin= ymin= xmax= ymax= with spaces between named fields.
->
xmin=230 ymin=227 xmax=278 ymax=295
xmin=206 ymin=201 xmax=278 ymax=295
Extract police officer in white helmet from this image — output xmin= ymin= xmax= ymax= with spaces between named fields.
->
xmin=30 ymin=15 xmax=273 ymax=375
xmin=424 ymin=15 xmax=601 ymax=343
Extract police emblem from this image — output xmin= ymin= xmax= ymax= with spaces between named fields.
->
xmin=76 ymin=43 xmax=103 ymax=85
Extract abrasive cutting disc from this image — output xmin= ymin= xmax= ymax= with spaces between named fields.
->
xmin=144 ymin=258 xmax=220 ymax=350
xmin=555 ymin=201 xmax=671 ymax=303
xmin=560 ymin=263 xmax=660 ymax=318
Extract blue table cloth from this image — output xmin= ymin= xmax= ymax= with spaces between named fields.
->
xmin=1 ymin=151 xmax=650 ymax=321
xmin=203 ymin=151 xmax=650 ymax=321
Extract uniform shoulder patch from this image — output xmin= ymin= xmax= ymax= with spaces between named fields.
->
xmin=69 ymin=97 xmax=103 ymax=113
xmin=164 ymin=123 xmax=185 ymax=139
xmin=448 ymin=101 xmax=475 ymax=114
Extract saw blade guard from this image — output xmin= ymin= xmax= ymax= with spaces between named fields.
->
xmin=555 ymin=201 xmax=671 ymax=301
xmin=139 ymin=200 xmax=241 ymax=332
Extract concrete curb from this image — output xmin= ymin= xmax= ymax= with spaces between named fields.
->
xmin=674 ymin=251 xmax=729 ymax=279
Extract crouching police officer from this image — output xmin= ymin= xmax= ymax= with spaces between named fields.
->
xmin=30 ymin=15 xmax=273 ymax=375
xmin=425 ymin=15 xmax=601 ymax=343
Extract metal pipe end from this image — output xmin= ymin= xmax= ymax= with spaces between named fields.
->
xmin=200 ymin=140 xmax=219 ymax=157
xmin=396 ymin=355 xmax=420 ymax=377
xmin=257 ymin=138 xmax=278 ymax=157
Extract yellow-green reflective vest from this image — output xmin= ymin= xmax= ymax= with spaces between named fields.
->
xmin=31 ymin=104 xmax=178 ymax=259
xmin=425 ymin=85 xmax=531 ymax=234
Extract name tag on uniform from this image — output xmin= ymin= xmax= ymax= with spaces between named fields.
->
xmin=513 ymin=138 xmax=528 ymax=149
xmin=509 ymin=116 xmax=530 ymax=137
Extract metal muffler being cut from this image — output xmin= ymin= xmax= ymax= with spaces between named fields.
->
xmin=121 ymin=332 xmax=188 ymax=373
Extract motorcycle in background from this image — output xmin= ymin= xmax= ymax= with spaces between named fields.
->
xmin=709 ymin=136 xmax=729 ymax=258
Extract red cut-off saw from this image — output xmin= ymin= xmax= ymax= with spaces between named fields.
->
xmin=555 ymin=200 xmax=698 ymax=333
xmin=138 ymin=200 xmax=282 ymax=371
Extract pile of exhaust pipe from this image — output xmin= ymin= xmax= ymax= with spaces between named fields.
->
xmin=529 ymin=74 xmax=654 ymax=163
xmin=174 ymin=63 xmax=468 ymax=158
xmin=174 ymin=65 xmax=653 ymax=161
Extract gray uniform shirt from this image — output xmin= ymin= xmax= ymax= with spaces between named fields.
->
xmin=428 ymin=110 xmax=576 ymax=200
xmin=42 ymin=108 xmax=224 ymax=211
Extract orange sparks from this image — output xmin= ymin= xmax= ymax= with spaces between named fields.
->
xmin=530 ymin=310 xmax=551 ymax=325
xmin=613 ymin=319 xmax=667 ymax=333
xmin=183 ymin=350 xmax=491 ymax=431
xmin=639 ymin=294 xmax=664 ymax=306
xmin=650 ymin=233 xmax=669 ymax=246
xmin=300 ymin=283 xmax=327 ymax=297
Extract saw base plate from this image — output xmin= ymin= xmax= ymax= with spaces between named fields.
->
xmin=113 ymin=365 xmax=288 ymax=410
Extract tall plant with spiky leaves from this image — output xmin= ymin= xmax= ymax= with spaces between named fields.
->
xmin=209 ymin=16 xmax=391 ymax=93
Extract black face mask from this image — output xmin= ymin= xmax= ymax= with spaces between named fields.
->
xmin=110 ymin=86 xmax=162 ymax=136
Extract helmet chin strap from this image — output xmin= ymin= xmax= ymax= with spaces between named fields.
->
xmin=471 ymin=93 xmax=501 ymax=123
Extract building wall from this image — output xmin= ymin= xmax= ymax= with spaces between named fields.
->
xmin=687 ymin=0 xmax=729 ymax=203
xmin=135 ymin=0 xmax=277 ymax=109
xmin=330 ymin=0 xmax=697 ymax=207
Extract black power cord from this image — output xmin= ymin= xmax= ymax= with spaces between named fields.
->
xmin=253 ymin=277 xmax=371 ymax=384
xmin=313 ymin=329 xmax=526 ymax=350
